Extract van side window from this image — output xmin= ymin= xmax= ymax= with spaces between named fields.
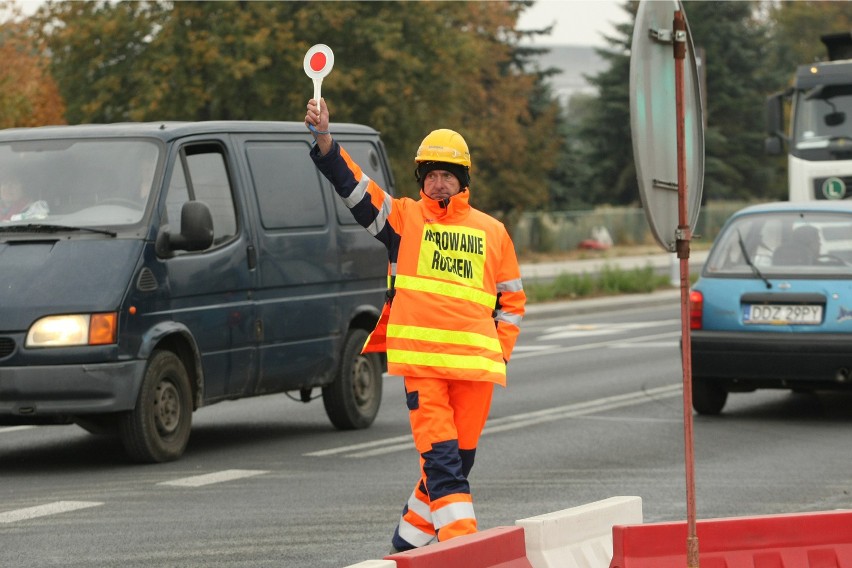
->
xmin=164 ymin=143 xmax=238 ymax=251
xmin=332 ymin=142 xmax=389 ymax=225
xmin=245 ymin=141 xmax=327 ymax=229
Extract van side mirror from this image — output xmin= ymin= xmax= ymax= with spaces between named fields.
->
xmin=156 ymin=201 xmax=214 ymax=258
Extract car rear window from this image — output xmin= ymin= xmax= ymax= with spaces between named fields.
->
xmin=705 ymin=211 xmax=852 ymax=277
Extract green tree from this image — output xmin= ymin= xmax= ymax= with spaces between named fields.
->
xmin=31 ymin=0 xmax=560 ymax=228
xmin=566 ymin=1 xmax=637 ymax=207
xmin=766 ymin=1 xmax=852 ymax=65
xmin=685 ymin=1 xmax=780 ymax=202
xmin=0 ymin=5 xmax=65 ymax=127
xmin=559 ymin=1 xmax=787 ymax=207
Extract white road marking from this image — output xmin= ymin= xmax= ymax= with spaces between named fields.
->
xmin=512 ymin=345 xmax=559 ymax=352
xmin=0 ymin=501 xmax=103 ymax=524
xmin=306 ymin=384 xmax=682 ymax=458
xmin=512 ymin=330 xmax=681 ymax=360
xmin=538 ymin=319 xmax=680 ymax=341
xmin=609 ymin=341 xmax=679 ymax=348
xmin=158 ymin=469 xmax=269 ymax=488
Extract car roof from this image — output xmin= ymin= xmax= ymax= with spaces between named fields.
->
xmin=733 ymin=200 xmax=852 ymax=218
xmin=0 ymin=121 xmax=378 ymax=143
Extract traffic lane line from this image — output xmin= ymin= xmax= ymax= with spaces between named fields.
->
xmin=158 ymin=469 xmax=269 ymax=488
xmin=512 ymin=330 xmax=681 ymax=360
xmin=306 ymin=384 xmax=682 ymax=459
xmin=0 ymin=501 xmax=103 ymax=524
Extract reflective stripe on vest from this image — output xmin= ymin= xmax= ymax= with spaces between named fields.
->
xmin=387 ymin=349 xmax=506 ymax=375
xmin=387 ymin=324 xmax=502 ymax=354
xmin=394 ymin=274 xmax=496 ymax=308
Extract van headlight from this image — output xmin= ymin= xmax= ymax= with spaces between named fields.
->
xmin=26 ymin=313 xmax=117 ymax=347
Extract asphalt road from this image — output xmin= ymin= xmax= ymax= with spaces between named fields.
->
xmin=2 ymin=297 xmax=851 ymax=568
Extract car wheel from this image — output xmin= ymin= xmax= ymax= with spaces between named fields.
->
xmin=119 ymin=350 xmax=193 ymax=463
xmin=323 ymin=329 xmax=382 ymax=430
xmin=691 ymin=377 xmax=728 ymax=415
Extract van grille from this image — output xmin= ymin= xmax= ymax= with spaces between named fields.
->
xmin=136 ymin=268 xmax=158 ymax=292
xmin=0 ymin=337 xmax=15 ymax=359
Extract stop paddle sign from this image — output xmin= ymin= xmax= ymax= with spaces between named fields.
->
xmin=304 ymin=44 xmax=335 ymax=116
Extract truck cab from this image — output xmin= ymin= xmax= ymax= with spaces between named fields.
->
xmin=766 ymin=32 xmax=852 ymax=201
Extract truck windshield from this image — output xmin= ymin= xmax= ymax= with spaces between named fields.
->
xmin=792 ymin=86 xmax=852 ymax=161
xmin=0 ymin=139 xmax=160 ymax=227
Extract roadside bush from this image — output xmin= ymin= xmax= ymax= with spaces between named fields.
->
xmin=526 ymin=264 xmax=673 ymax=303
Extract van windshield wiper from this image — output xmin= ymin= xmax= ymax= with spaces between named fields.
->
xmin=737 ymin=230 xmax=772 ymax=289
xmin=0 ymin=223 xmax=117 ymax=237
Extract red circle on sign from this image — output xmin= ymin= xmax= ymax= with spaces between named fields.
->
xmin=310 ymin=52 xmax=327 ymax=72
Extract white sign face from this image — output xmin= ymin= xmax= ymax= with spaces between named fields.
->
xmin=303 ymin=44 xmax=335 ymax=80
xmin=629 ymin=1 xmax=704 ymax=253
xmin=303 ymin=44 xmax=335 ymax=114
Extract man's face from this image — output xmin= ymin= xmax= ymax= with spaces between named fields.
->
xmin=422 ymin=170 xmax=461 ymax=201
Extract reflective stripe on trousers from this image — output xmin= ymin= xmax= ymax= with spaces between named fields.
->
xmin=391 ymin=377 xmax=493 ymax=551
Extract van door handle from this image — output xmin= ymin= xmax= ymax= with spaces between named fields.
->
xmin=247 ymin=244 xmax=257 ymax=270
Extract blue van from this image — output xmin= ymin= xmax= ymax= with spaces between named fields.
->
xmin=0 ymin=122 xmax=390 ymax=462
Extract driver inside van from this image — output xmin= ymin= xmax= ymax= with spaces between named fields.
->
xmin=0 ymin=180 xmax=49 ymax=222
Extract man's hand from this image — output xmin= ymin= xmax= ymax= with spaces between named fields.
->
xmin=305 ymin=97 xmax=332 ymax=156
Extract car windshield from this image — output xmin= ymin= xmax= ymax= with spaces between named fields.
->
xmin=0 ymin=138 xmax=160 ymax=228
xmin=705 ymin=211 xmax=852 ymax=277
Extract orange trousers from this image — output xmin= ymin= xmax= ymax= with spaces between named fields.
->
xmin=391 ymin=376 xmax=494 ymax=551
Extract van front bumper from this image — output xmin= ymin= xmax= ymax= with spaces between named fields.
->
xmin=0 ymin=361 xmax=146 ymax=421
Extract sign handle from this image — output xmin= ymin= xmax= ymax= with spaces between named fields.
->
xmin=313 ymin=78 xmax=323 ymax=115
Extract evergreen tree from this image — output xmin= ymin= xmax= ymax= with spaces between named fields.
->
xmin=560 ymin=0 xmax=784 ymax=206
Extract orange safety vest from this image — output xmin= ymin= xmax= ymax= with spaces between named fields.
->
xmin=312 ymin=141 xmax=526 ymax=387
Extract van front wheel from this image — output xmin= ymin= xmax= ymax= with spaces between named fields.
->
xmin=323 ymin=329 xmax=382 ymax=430
xmin=119 ymin=350 xmax=193 ymax=463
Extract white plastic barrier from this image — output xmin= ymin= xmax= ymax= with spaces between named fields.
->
xmin=516 ymin=496 xmax=643 ymax=568
xmin=341 ymin=560 xmax=396 ymax=568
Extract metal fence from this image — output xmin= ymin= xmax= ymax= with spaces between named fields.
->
xmin=512 ymin=202 xmax=749 ymax=254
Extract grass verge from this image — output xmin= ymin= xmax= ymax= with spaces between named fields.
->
xmin=525 ymin=264 xmax=678 ymax=303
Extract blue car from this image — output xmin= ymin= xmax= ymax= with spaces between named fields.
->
xmin=690 ymin=200 xmax=852 ymax=414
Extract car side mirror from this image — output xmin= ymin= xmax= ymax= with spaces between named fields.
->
xmin=156 ymin=201 xmax=214 ymax=258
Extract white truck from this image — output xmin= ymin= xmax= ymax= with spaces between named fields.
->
xmin=766 ymin=32 xmax=852 ymax=201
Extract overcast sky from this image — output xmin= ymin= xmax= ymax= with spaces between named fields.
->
xmin=517 ymin=0 xmax=629 ymax=47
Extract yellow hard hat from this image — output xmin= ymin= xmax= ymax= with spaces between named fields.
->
xmin=414 ymin=129 xmax=471 ymax=168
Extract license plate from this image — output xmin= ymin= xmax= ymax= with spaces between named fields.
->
xmin=744 ymin=304 xmax=823 ymax=325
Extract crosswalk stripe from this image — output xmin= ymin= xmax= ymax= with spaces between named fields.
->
xmin=0 ymin=501 xmax=103 ymax=524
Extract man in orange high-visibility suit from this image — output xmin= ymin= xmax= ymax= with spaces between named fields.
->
xmin=306 ymin=98 xmax=526 ymax=553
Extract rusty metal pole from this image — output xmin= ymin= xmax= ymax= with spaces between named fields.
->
xmin=673 ymin=9 xmax=699 ymax=568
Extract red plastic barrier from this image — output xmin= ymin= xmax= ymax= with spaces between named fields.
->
xmin=386 ymin=526 xmax=533 ymax=568
xmin=610 ymin=509 xmax=852 ymax=567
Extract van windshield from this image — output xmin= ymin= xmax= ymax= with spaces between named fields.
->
xmin=0 ymin=139 xmax=160 ymax=227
